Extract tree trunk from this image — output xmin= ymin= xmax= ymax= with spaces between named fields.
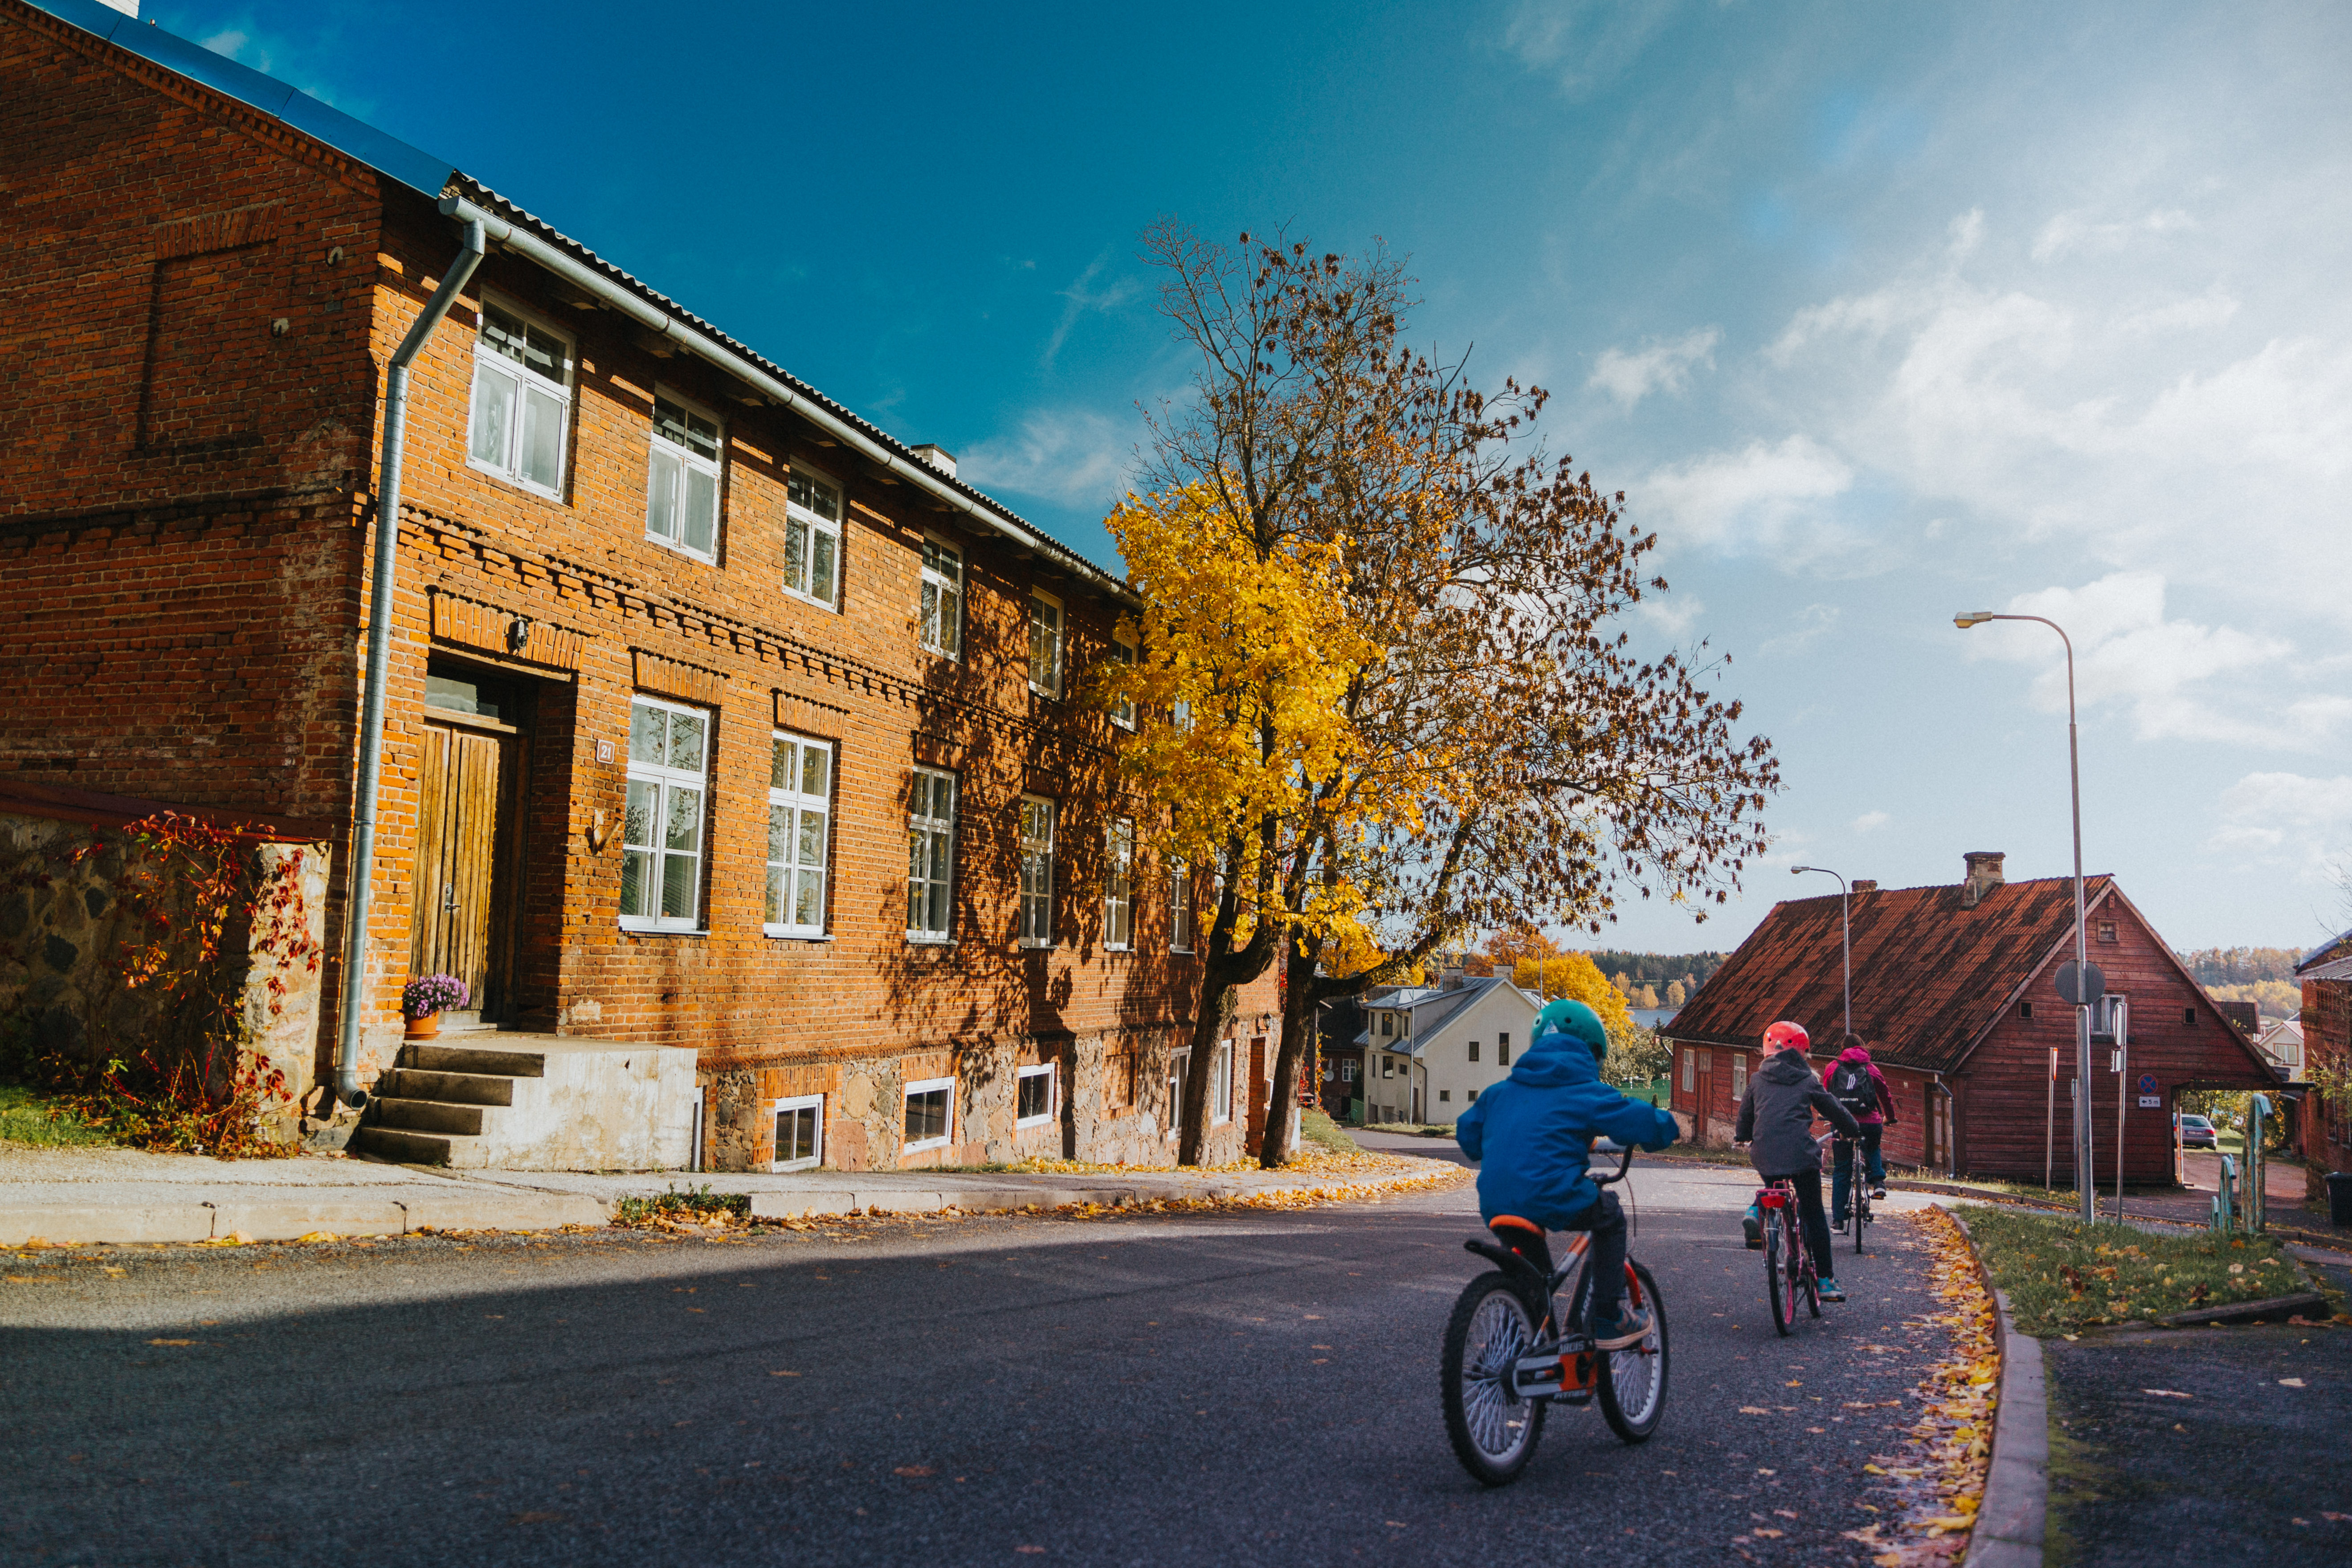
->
xmin=1174 ymin=970 xmax=1230 ymax=1167
xmin=1259 ymin=937 xmax=1321 ymax=1167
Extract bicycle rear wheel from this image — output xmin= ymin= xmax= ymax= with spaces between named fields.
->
xmin=1597 ymin=1260 xmax=1669 ymax=1442
xmin=1764 ymin=1223 xmax=1792 ymax=1337
xmin=1853 ymin=1155 xmax=1870 ymax=1255
xmin=1441 ymin=1272 xmax=1546 ymax=1486
xmin=1803 ymin=1211 xmax=1823 ymax=1318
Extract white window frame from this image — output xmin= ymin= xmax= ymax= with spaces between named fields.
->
xmin=772 ymin=1094 xmax=824 ymax=1172
xmin=1169 ymin=862 xmax=1192 ymax=953
xmin=1028 ymin=590 xmax=1064 ymax=697
xmin=646 ymin=388 xmax=723 ymax=563
xmin=906 ymin=767 xmax=957 ymax=943
xmin=1016 ymin=1063 xmax=1057 ymax=1129
xmin=1017 ymin=794 xmax=1055 ymax=948
xmin=1211 ymin=1041 xmax=1233 ymax=1126
xmin=1680 ymin=1047 xmax=1696 ymax=1094
xmin=1340 ymin=1059 xmax=1358 ymax=1084
xmin=1166 ymin=1048 xmax=1190 ymax=1140
xmin=1732 ymin=1052 xmax=1748 ymax=1100
xmin=764 ymin=731 xmax=833 ymax=939
xmin=784 ymin=465 xmax=844 ymax=610
xmin=1103 ymin=817 xmax=1135 ymax=950
xmin=621 ymin=695 xmax=710 ymax=933
xmin=467 ymin=294 xmax=573 ymax=498
xmin=918 ymin=535 xmax=962 ymax=657
xmin=903 ymin=1076 xmax=954 ymax=1154
xmin=1109 ymin=631 xmax=1137 ymax=729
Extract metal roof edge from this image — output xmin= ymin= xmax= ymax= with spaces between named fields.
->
xmin=21 ymin=0 xmax=454 ymax=195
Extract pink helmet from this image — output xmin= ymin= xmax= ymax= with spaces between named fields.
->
xmin=1762 ymin=1019 xmax=1810 ymax=1053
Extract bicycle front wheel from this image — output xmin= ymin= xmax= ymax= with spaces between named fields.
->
xmin=1853 ymin=1159 xmax=1870 ymax=1255
xmin=1597 ymin=1260 xmax=1669 ymax=1442
xmin=1764 ymin=1223 xmax=1792 ymax=1337
xmin=1441 ymin=1273 xmax=1546 ymax=1486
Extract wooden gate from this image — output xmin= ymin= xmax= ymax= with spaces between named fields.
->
xmin=409 ymin=720 xmax=516 ymax=1016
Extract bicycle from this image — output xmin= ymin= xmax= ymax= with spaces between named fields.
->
xmin=1756 ymin=1154 xmax=1823 ymax=1337
xmin=1440 ymin=1146 xmax=1669 ymax=1486
xmin=1838 ymin=1131 xmax=1872 ymax=1255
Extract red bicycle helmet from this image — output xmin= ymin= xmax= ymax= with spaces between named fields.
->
xmin=1762 ymin=1019 xmax=1810 ymax=1053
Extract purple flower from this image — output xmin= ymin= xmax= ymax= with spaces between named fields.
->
xmin=401 ymin=973 xmax=470 ymax=1017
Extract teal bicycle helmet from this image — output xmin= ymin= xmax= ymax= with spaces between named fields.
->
xmin=1533 ymin=997 xmax=1609 ymax=1062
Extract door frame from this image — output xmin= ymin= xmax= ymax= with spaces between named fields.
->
xmin=411 ymin=708 xmax=528 ymax=1022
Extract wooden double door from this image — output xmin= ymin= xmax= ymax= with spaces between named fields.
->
xmin=408 ymin=717 xmax=523 ymax=1020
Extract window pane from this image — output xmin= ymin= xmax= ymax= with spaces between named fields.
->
xmin=764 ymin=864 xmax=785 ymax=926
xmin=801 ymin=745 xmax=828 ymax=798
xmin=520 ymin=383 xmax=565 ymax=490
xmin=665 ymin=785 xmax=702 ymax=852
xmin=920 ymin=581 xmax=939 ymax=645
xmin=770 ymin=737 xmax=796 ymax=791
xmin=646 ymin=444 xmax=680 ymax=541
xmin=793 ymin=869 xmax=823 ymax=928
xmin=653 ymin=396 xmax=690 ymax=449
xmin=798 ymin=808 xmax=826 ymax=867
xmin=810 ymin=530 xmax=837 ymax=606
xmin=667 ymin=710 xmax=706 ymax=772
xmin=470 ymin=363 xmax=514 ymax=467
xmin=621 ymin=848 xmax=652 ymax=918
xmin=661 ymin=850 xmax=698 ymax=920
xmin=784 ymin=518 xmax=807 ymax=593
xmin=939 ymin=585 xmax=960 ymax=655
xmin=767 ymin=802 xmax=790 ymax=865
xmin=521 ymin=320 xmax=566 ymax=382
xmin=629 ymin=704 xmax=666 ymax=765
xmin=685 ymin=466 xmax=717 ymax=554
xmin=625 ymin=777 xmax=658 ymax=847
xmin=790 ymin=471 xmax=840 ymax=521
xmin=481 ymin=304 xmax=527 ymax=364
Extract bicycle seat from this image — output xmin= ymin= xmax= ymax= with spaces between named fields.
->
xmin=1487 ymin=1215 xmax=1543 ymax=1236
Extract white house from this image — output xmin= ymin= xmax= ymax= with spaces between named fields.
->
xmin=2255 ymin=1016 xmax=2303 ymax=1077
xmin=1356 ymin=975 xmax=1543 ymax=1125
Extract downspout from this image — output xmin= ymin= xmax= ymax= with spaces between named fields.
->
xmin=332 ymin=219 xmax=488 ymax=1108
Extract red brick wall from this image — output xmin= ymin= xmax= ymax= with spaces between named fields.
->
xmin=2299 ymin=978 xmax=2350 ymax=1174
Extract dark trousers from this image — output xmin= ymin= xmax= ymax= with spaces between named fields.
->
xmin=1494 ymin=1190 xmax=1629 ymax=1328
xmin=1832 ymin=1123 xmax=1885 ymax=1225
xmin=1764 ymin=1167 xmax=1835 ymax=1281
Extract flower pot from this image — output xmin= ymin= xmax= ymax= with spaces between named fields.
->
xmin=404 ymin=1011 xmax=441 ymax=1041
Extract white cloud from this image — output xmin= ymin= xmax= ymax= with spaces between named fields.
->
xmin=1635 ymin=435 xmax=1853 ymax=554
xmin=2031 ymin=208 xmax=2196 ymax=264
xmin=1759 ymin=603 xmax=1840 ymax=657
xmin=1588 ymin=327 xmax=1721 ymax=407
xmin=1850 ymin=810 xmax=1891 ymax=834
xmin=1499 ymin=0 xmax=1685 ymax=95
xmin=1042 ymin=253 xmax=1145 ymax=371
xmin=2119 ymin=287 xmax=2239 ymax=336
xmin=2210 ymin=772 xmax=2352 ymax=874
xmin=960 ymin=408 xmax=1136 ymax=510
xmin=1633 ymin=592 xmax=1706 ymax=637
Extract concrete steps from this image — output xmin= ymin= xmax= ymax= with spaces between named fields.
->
xmin=348 ymin=1034 xmax=696 ymax=1171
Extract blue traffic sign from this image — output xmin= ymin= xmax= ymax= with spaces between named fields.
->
xmin=2138 ymin=1073 xmax=2158 ymax=1095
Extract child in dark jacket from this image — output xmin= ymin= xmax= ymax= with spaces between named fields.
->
xmin=1456 ymin=998 xmax=1680 ymax=1349
xmin=1825 ymin=1036 xmax=1897 ymax=1229
xmin=1734 ymin=1019 xmax=1863 ymax=1301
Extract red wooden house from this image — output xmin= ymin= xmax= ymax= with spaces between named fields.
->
xmin=1662 ymin=852 xmax=2278 ymax=1182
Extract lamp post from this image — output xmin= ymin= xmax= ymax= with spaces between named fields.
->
xmin=1954 ymin=609 xmax=2096 ymax=1223
xmin=1791 ymin=865 xmax=1851 ymax=1041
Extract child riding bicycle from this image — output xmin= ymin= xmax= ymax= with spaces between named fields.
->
xmin=1734 ymin=1020 xmax=1863 ymax=1302
xmin=1455 ymin=998 xmax=1680 ymax=1350
xmin=1825 ymin=1034 xmax=1896 ymax=1231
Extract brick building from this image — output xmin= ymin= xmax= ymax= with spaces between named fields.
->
xmin=0 ymin=0 xmax=1275 ymax=1169
xmin=1662 ymin=852 xmax=2278 ymax=1182
xmin=2292 ymin=931 xmax=2350 ymax=1177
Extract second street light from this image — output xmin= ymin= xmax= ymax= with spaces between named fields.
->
xmin=1954 ymin=608 xmax=2097 ymax=1223
xmin=1791 ymin=864 xmax=1851 ymax=1041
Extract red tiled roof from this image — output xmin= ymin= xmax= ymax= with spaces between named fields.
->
xmin=1663 ymin=874 xmax=2112 ymax=1074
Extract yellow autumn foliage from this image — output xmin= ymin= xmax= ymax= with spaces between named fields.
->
xmin=1510 ymin=953 xmax=1635 ymax=1037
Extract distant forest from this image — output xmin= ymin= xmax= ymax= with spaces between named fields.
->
xmin=2176 ymin=947 xmax=2302 ymax=985
xmin=1585 ymin=951 xmax=1728 ymax=988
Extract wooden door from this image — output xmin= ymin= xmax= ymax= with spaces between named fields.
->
xmin=409 ymin=721 xmax=513 ymax=1015
xmin=1693 ymin=1052 xmax=1714 ymax=1138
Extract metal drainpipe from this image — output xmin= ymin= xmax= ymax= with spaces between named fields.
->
xmin=332 ymin=219 xmax=488 ymax=1109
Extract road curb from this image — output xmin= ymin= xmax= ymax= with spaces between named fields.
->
xmin=1947 ymin=1210 xmax=2048 ymax=1568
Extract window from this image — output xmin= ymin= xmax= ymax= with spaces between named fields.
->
xmin=1172 ymin=698 xmax=1192 ymax=731
xmin=764 ymin=733 xmax=832 ymax=937
xmin=1467 ymin=1039 xmax=1480 ymax=1063
xmin=469 ymin=300 xmax=572 ymax=496
xmin=2019 ymin=1001 xmax=2035 ymax=1021
xmin=1017 ymin=1064 xmax=1056 ymax=1128
xmin=903 ymin=1078 xmax=953 ymax=1153
xmin=1339 ymin=1060 xmax=1358 ymax=1083
xmin=772 ymin=1095 xmax=823 ymax=1172
xmin=2183 ymin=1007 xmax=2197 ymax=1025
xmin=1212 ymin=1042 xmax=1233 ymax=1125
xmin=2097 ymin=921 xmax=2118 ymax=944
xmin=1467 ymin=1088 xmax=1479 ymax=1102
xmin=1017 ymin=795 xmax=1055 ymax=947
xmin=1439 ymin=1089 xmax=1451 ymax=1103
xmin=785 ymin=469 xmax=841 ymax=608
xmin=906 ymin=768 xmax=957 ymax=941
xmin=622 ymin=697 xmax=708 ymax=931
xmin=1169 ymin=862 xmax=1193 ymax=952
xmin=1028 ymin=592 xmax=1063 ymax=696
xmin=1109 ymin=631 xmax=1137 ymax=729
xmin=646 ymin=394 xmax=721 ymax=559
xmin=1497 ymin=1032 xmax=1511 ymax=1067
xmin=1381 ymin=1057 xmax=1395 ymax=1080
xmin=1167 ymin=1049 xmax=1190 ymax=1139
xmin=1732 ymin=1053 xmax=1748 ymax=1100
xmin=1380 ymin=1013 xmax=1394 ymax=1037
xmin=1103 ymin=817 xmax=1134 ymax=949
xmin=919 ymin=537 xmax=961 ymax=656
xmin=1680 ymin=1047 xmax=1695 ymax=1093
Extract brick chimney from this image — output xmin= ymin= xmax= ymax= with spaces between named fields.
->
xmin=1960 ymin=851 xmax=2005 ymax=909
xmin=1852 ymin=879 xmax=1878 ymax=893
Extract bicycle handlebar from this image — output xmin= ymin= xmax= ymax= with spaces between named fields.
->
xmin=1590 ymin=1143 xmax=1637 ymax=1186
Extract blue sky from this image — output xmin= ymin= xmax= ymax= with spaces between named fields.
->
xmin=151 ymin=0 xmax=2352 ymax=956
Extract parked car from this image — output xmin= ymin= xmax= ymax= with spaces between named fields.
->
xmin=2174 ymin=1113 xmax=2218 ymax=1149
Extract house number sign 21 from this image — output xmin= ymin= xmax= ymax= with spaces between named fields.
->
xmin=596 ymin=738 xmax=615 ymax=764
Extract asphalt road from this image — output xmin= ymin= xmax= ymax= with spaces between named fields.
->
xmin=2 ymin=1162 xmax=1960 ymax=1567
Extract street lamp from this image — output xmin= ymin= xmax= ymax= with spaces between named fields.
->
xmin=1790 ymin=865 xmax=1851 ymax=1041
xmin=1954 ymin=608 xmax=2096 ymax=1223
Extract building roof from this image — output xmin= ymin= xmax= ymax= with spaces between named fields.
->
xmin=22 ymin=0 xmax=1126 ymax=597
xmin=1665 ymin=873 xmax=2117 ymax=1074
xmin=2299 ymin=928 xmax=2352 ymax=975
xmin=1355 ymin=977 xmax=1534 ymax=1053
xmin=2303 ymin=955 xmax=2352 ymax=984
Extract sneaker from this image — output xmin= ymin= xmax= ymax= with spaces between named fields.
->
xmin=1833 ymin=1215 xmax=1849 ymax=1232
xmin=1589 ymin=1306 xmax=1653 ymax=1350
xmin=1743 ymin=1207 xmax=1764 ymax=1250
xmin=1818 ymin=1278 xmax=1847 ymax=1303
xmin=1870 ymin=1186 xmax=1887 ymax=1200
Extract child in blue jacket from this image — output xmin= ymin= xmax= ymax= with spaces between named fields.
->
xmin=1455 ymin=998 xmax=1680 ymax=1349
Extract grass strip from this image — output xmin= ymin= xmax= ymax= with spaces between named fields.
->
xmin=0 ymin=1081 xmax=114 ymax=1148
xmin=1953 ymin=1202 xmax=2311 ymax=1336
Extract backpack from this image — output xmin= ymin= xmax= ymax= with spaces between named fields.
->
xmin=1827 ymin=1060 xmax=1877 ymax=1116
